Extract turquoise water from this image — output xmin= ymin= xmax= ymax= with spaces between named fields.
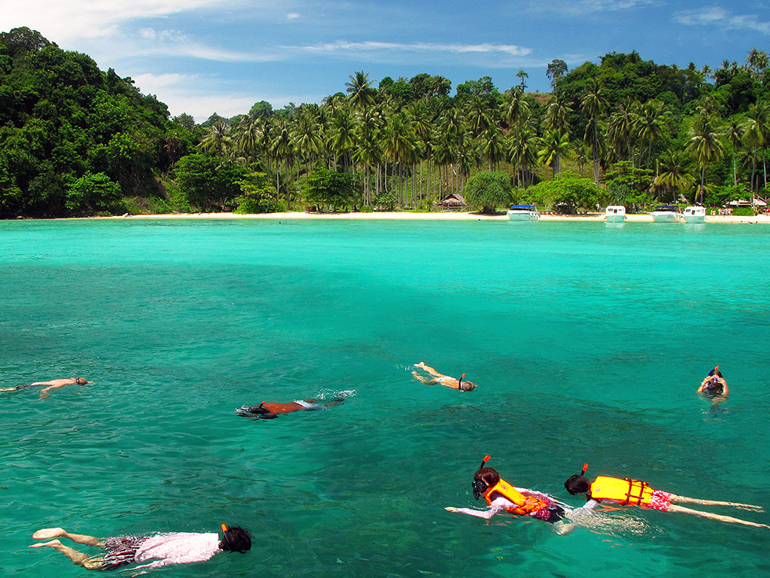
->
xmin=1 ymin=218 xmax=769 ymax=577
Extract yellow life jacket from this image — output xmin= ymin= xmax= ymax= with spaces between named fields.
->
xmin=589 ymin=476 xmax=655 ymax=506
xmin=484 ymin=478 xmax=549 ymax=516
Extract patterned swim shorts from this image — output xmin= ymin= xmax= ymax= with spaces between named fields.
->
xmin=648 ymin=490 xmax=672 ymax=512
xmin=99 ymin=536 xmax=149 ymax=570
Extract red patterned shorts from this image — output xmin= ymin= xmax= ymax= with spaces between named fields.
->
xmin=647 ymin=490 xmax=672 ymax=511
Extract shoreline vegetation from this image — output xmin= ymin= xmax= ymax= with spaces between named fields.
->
xmin=1 ymin=27 xmax=770 ymax=220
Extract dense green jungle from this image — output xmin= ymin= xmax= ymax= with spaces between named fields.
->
xmin=1 ymin=26 xmax=769 ymax=218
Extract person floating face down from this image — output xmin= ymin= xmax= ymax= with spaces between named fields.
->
xmin=1 ymin=377 xmax=92 ymax=399
xmin=29 ymin=524 xmax=252 ymax=571
xmin=235 ymin=396 xmax=345 ymax=419
xmin=697 ymin=366 xmax=729 ymax=396
xmin=445 ymin=456 xmax=573 ymax=534
xmin=412 ymin=362 xmax=476 ymax=392
xmin=564 ymin=464 xmax=768 ymax=529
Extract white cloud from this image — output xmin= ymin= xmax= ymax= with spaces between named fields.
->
xmin=674 ymin=6 xmax=770 ymax=35
xmin=0 ymin=0 xmax=234 ymax=43
xmin=528 ymin=0 xmax=660 ymax=16
xmin=287 ymin=13 xmax=300 ymax=20
xmin=299 ymin=40 xmax=532 ymax=57
xmin=131 ymin=72 xmax=319 ymax=121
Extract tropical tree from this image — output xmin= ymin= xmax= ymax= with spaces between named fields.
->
xmin=463 ymin=171 xmax=512 ymax=213
xmin=581 ymin=78 xmax=608 ymax=183
xmin=686 ymin=112 xmax=725 ymax=203
xmin=346 ymin=71 xmax=375 ymax=109
xmin=539 ymin=130 xmax=571 ymax=177
xmin=654 ymin=149 xmax=694 ymax=202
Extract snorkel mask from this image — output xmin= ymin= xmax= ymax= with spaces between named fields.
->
xmin=471 ymin=455 xmax=491 ymax=500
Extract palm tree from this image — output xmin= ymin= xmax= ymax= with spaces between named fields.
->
xmin=507 ymin=124 xmax=539 ymax=187
xmin=539 ymin=130 xmax=571 ymax=177
xmin=686 ymin=112 xmax=725 ymax=203
xmin=606 ymin=98 xmax=638 ymax=164
xmin=542 ymin=96 xmax=573 ymax=174
xmin=235 ymin=116 xmax=261 ymax=165
xmin=480 ymin=125 xmax=504 ymax=171
xmin=346 ymin=71 xmax=375 ymax=110
xmin=723 ymin=118 xmax=745 ymax=187
xmin=270 ymin=119 xmax=293 ymax=206
xmin=382 ymin=111 xmax=416 ymax=206
xmin=200 ymin=120 xmax=231 ymax=157
xmin=466 ymin=95 xmax=491 ymax=136
xmin=634 ymin=99 xmax=668 ymax=169
xmin=581 ymin=78 xmax=608 ymax=183
xmin=503 ymin=87 xmax=530 ymax=130
xmin=742 ymin=103 xmax=769 ymax=191
xmin=329 ymin=107 xmax=357 ymax=171
xmin=655 ymin=149 xmax=694 ymax=203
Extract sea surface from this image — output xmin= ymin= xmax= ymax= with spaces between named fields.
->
xmin=1 ymin=218 xmax=769 ymax=578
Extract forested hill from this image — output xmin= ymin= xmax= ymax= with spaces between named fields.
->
xmin=0 ymin=27 xmax=195 ymax=218
xmin=1 ymin=26 xmax=769 ymax=218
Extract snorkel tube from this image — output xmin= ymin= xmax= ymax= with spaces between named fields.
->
xmin=458 ymin=373 xmax=466 ymax=390
xmin=581 ymin=463 xmax=588 ymax=476
xmin=472 ymin=455 xmax=491 ymax=499
xmin=708 ymin=365 xmax=720 ymax=377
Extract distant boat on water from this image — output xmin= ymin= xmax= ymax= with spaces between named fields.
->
xmin=507 ymin=204 xmax=541 ymax=221
xmin=604 ymin=205 xmax=626 ymax=223
xmin=650 ymin=205 xmax=683 ymax=223
xmin=683 ymin=206 xmax=706 ymax=223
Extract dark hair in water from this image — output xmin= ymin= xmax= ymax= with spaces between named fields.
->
xmin=564 ymin=474 xmax=591 ymax=495
xmin=475 ymin=467 xmax=500 ymax=487
xmin=220 ymin=525 xmax=252 ymax=553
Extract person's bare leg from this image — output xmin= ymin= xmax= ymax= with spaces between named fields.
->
xmin=667 ymin=504 xmax=769 ymax=528
xmin=412 ymin=371 xmax=437 ymax=385
xmin=418 ymin=364 xmax=444 ymax=378
xmin=29 ymin=540 xmax=99 ymax=567
xmin=669 ymin=494 xmax=764 ymax=511
xmin=32 ymin=528 xmax=102 ymax=546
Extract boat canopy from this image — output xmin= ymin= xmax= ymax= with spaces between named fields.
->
xmin=510 ymin=204 xmax=537 ymax=210
xmin=654 ymin=205 xmax=679 ymax=211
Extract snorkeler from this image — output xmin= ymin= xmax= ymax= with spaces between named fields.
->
xmin=445 ymin=456 xmax=573 ymax=534
xmin=412 ymin=362 xmax=476 ymax=391
xmin=564 ymin=465 xmax=767 ymax=528
xmin=29 ymin=524 xmax=251 ymax=570
xmin=697 ymin=366 xmax=728 ymax=396
xmin=1 ymin=377 xmax=92 ymax=399
xmin=235 ymin=397 xmax=344 ymax=419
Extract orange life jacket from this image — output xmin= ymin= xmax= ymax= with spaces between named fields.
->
xmin=589 ymin=476 xmax=655 ymax=506
xmin=484 ymin=478 xmax=549 ymax=516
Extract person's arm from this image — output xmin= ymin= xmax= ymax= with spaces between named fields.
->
xmin=696 ymin=377 xmax=709 ymax=393
xmin=445 ymin=498 xmax=511 ymax=519
xmin=39 ymin=384 xmax=69 ymax=399
xmin=720 ymin=379 xmax=729 ymax=396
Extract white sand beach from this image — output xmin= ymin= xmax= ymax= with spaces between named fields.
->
xmin=109 ymin=212 xmax=770 ymax=224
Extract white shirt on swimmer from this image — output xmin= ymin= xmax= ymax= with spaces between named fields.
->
xmin=134 ymin=532 xmax=221 ymax=568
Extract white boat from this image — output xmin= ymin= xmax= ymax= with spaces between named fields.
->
xmin=604 ymin=205 xmax=626 ymax=223
xmin=507 ymin=204 xmax=541 ymax=221
xmin=650 ymin=205 xmax=682 ymax=223
xmin=682 ymin=206 xmax=706 ymax=223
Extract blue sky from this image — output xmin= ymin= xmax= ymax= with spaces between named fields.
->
xmin=3 ymin=0 xmax=769 ymax=121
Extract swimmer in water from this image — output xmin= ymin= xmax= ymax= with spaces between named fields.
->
xmin=29 ymin=524 xmax=251 ymax=570
xmin=412 ymin=362 xmax=476 ymax=391
xmin=1 ymin=377 xmax=92 ymax=399
xmin=565 ymin=465 xmax=767 ymax=529
xmin=697 ymin=366 xmax=728 ymax=396
xmin=445 ymin=456 xmax=574 ymax=534
xmin=235 ymin=397 xmax=344 ymax=419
